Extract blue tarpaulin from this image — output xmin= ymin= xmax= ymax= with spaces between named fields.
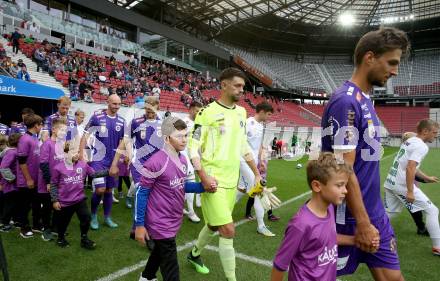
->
xmin=0 ymin=75 xmax=64 ymax=100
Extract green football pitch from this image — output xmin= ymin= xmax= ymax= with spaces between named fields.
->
xmin=2 ymin=146 xmax=440 ymax=281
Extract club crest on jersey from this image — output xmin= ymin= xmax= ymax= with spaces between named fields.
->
xmin=76 ymin=167 xmax=82 ymax=174
xmin=140 ymin=129 xmax=146 ymax=139
xmin=69 ymin=122 xmax=75 ymax=128
xmin=240 ymin=121 xmax=244 ymax=127
xmin=115 ymin=125 xmax=121 ymax=132
xmin=181 ymin=165 xmax=187 ymax=174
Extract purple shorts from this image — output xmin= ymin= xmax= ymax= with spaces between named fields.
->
xmin=89 ymin=162 xmax=117 ymax=189
xmin=336 ymin=214 xmax=400 ymax=276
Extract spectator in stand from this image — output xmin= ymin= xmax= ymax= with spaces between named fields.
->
xmin=17 ymin=59 xmax=26 ymax=68
xmin=17 ymin=66 xmax=30 ymax=82
xmin=152 ymin=83 xmax=161 ymax=97
xmin=29 ymin=22 xmax=40 ymax=33
xmin=34 ymin=47 xmax=46 ymax=72
xmin=9 ymin=62 xmax=19 ymax=76
xmin=77 ymin=66 xmax=87 ymax=79
xmin=99 ymin=81 xmax=110 ymax=96
xmin=61 ymin=36 xmax=66 ymax=49
xmin=68 ymin=73 xmax=79 ymax=92
xmin=11 ymin=28 xmax=21 ymax=54
xmin=0 ymin=43 xmax=6 ymax=60
xmin=23 ymin=34 xmax=35 ymax=44
xmin=79 ymin=80 xmax=92 ymax=100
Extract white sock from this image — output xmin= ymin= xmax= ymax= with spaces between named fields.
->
xmin=235 ymin=190 xmax=245 ymax=203
xmin=196 ymin=194 xmax=201 ymax=206
xmin=387 ymin=211 xmax=399 ymax=220
xmin=424 ymin=205 xmax=440 ymax=248
xmin=185 ymin=193 xmax=195 ymax=214
xmin=254 ymin=196 xmax=265 ymax=229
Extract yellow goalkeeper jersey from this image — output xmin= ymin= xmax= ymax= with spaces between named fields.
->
xmin=188 ymin=101 xmax=251 ymax=189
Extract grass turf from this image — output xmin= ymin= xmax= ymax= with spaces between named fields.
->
xmin=2 ymin=146 xmax=440 ymax=280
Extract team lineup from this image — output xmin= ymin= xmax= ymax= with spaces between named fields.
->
xmin=1 ymin=26 xmax=440 ymax=281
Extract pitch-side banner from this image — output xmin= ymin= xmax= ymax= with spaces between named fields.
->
xmin=0 ymin=75 xmax=64 ymax=100
xmin=233 ymin=55 xmax=273 ymax=87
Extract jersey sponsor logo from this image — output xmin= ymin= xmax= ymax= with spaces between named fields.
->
xmin=169 ymin=175 xmax=185 ymax=189
xmin=318 ymin=245 xmax=338 ymax=267
xmin=192 ymin=124 xmax=202 ymax=141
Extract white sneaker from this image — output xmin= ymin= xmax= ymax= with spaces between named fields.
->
xmin=182 ymin=208 xmax=189 ymax=215
xmin=187 ymin=212 xmax=201 ymax=223
xmin=139 ymin=274 xmax=157 ymax=281
xmin=257 ymin=226 xmax=275 ymax=237
xmin=113 ymin=195 xmax=119 ymax=203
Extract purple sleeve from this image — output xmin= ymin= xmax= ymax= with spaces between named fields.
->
xmin=84 ymin=114 xmax=98 ymax=133
xmin=130 ymin=120 xmax=137 ymax=138
xmin=0 ymin=150 xmax=15 ymax=169
xmin=40 ymin=140 xmax=51 ymax=163
xmin=273 ymin=223 xmax=303 ymax=271
xmin=327 ymin=97 xmax=361 ymax=150
xmin=139 ymin=156 xmax=161 ymax=188
xmin=85 ymin=163 xmax=96 ymax=176
xmin=17 ymin=136 xmax=30 ymax=157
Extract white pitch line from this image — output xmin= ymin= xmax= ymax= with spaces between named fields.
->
xmin=204 ymin=245 xmax=273 ymax=267
xmin=96 ymin=151 xmax=395 ymax=281
xmin=95 ymin=190 xmax=311 ymax=281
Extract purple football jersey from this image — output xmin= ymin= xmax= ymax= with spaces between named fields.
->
xmin=38 ymin=139 xmax=65 ymax=193
xmin=130 ymin=116 xmax=163 ymax=183
xmin=16 ymin=132 xmax=40 ymax=188
xmin=321 ymin=81 xmax=383 ymax=223
xmin=43 ymin=112 xmax=77 ymax=140
xmin=9 ymin=122 xmax=26 ymax=135
xmin=51 ymin=160 xmax=94 ymax=207
xmin=0 ymin=123 xmax=9 ymax=135
xmin=0 ymin=148 xmax=18 ymax=193
xmin=273 ymin=204 xmax=337 ymax=281
xmin=85 ymin=111 xmax=125 ymax=168
xmin=140 ymin=149 xmax=187 ymax=240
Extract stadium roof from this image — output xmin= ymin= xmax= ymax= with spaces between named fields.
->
xmin=117 ymin=0 xmax=440 ymax=30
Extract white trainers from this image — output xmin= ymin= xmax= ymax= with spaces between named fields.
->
xmin=183 ymin=208 xmax=189 ymax=215
xmin=113 ymin=195 xmax=119 ymax=203
xmin=139 ymin=274 xmax=157 ymax=281
xmin=257 ymin=226 xmax=275 ymax=237
xmin=187 ymin=212 xmax=201 ymax=223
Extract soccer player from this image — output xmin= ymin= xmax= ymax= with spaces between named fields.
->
xmin=236 ymin=101 xmax=275 ymax=236
xmin=50 ymin=142 xmax=108 ymax=249
xmin=186 ymin=68 xmax=261 ymax=281
xmin=0 ymin=112 xmax=9 ymax=136
xmin=41 ymin=96 xmax=77 ymax=141
xmin=38 ymin=119 xmax=68 ymax=241
xmin=384 ymin=119 xmax=440 ymax=256
xmin=183 ymin=100 xmax=203 ymax=223
xmin=80 ymin=94 xmax=125 ymax=229
xmin=9 ymin=108 xmax=34 ymax=135
xmin=135 ymin=116 xmax=212 ymax=281
xmin=16 ymin=114 xmax=44 ymax=238
xmin=271 ymin=152 xmax=352 ymax=281
xmin=321 ymin=27 xmax=409 ymax=280
xmin=110 ymin=96 xmax=163 ymax=211
xmin=0 ymin=133 xmax=21 ymax=232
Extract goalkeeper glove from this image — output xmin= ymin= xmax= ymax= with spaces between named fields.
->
xmin=259 ymin=187 xmax=282 ymax=211
xmin=248 ymin=179 xmax=266 ymax=198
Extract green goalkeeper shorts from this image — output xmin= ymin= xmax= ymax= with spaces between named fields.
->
xmin=201 ymin=187 xmax=237 ymax=226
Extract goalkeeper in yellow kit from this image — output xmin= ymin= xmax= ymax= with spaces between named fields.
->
xmin=187 ymin=68 xmax=261 ymax=281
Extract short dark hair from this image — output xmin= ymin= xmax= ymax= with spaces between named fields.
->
xmin=24 ymin=114 xmax=43 ymax=128
xmin=173 ymin=119 xmax=187 ymax=131
xmin=21 ymin=108 xmax=34 ymax=116
xmin=190 ymin=101 xmax=203 ymax=109
xmin=256 ymin=102 xmax=273 ymax=113
xmin=8 ymin=133 xmax=21 ymax=147
xmin=417 ymin=119 xmax=439 ymax=133
xmin=354 ymin=27 xmax=410 ymax=66
xmin=307 ymin=152 xmax=352 ymax=187
xmin=219 ymin=67 xmax=247 ymax=82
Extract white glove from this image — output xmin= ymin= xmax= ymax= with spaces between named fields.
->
xmin=259 ymin=187 xmax=281 ymax=211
